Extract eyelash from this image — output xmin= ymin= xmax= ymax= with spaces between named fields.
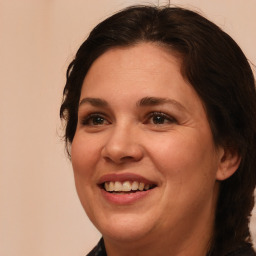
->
xmin=80 ymin=113 xmax=110 ymax=126
xmin=146 ymin=112 xmax=177 ymax=125
xmin=80 ymin=111 xmax=177 ymax=127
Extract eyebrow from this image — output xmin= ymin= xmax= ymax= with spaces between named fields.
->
xmin=79 ymin=98 xmax=109 ymax=107
xmin=79 ymin=96 xmax=186 ymax=112
xmin=137 ymin=97 xmax=187 ymax=111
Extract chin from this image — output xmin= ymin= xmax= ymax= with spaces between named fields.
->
xmin=95 ymin=213 xmax=156 ymax=242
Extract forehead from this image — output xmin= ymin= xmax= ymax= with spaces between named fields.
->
xmin=80 ymin=43 xmax=202 ymax=111
xmin=82 ymin=43 xmax=184 ymax=94
xmin=87 ymin=43 xmax=182 ymax=75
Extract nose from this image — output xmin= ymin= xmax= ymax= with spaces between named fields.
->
xmin=101 ymin=125 xmax=144 ymax=164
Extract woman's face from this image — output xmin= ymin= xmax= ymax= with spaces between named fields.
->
xmin=71 ymin=43 xmax=223 ymax=245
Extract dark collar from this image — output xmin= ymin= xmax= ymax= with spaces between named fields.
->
xmin=86 ymin=238 xmax=106 ymax=256
xmin=87 ymin=238 xmax=256 ymax=256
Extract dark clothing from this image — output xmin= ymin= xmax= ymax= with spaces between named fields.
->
xmin=86 ymin=238 xmax=256 ymax=256
xmin=87 ymin=238 xmax=106 ymax=256
xmin=224 ymin=245 xmax=256 ymax=256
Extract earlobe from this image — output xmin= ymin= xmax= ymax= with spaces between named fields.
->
xmin=216 ymin=147 xmax=241 ymax=181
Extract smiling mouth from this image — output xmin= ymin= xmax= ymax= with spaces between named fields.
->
xmin=102 ymin=181 xmax=156 ymax=193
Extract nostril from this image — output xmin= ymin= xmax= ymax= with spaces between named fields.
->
xmin=120 ymin=156 xmax=134 ymax=161
xmin=103 ymin=153 xmax=141 ymax=164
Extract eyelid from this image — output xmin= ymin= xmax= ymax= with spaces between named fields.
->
xmin=145 ymin=111 xmax=177 ymax=124
xmin=79 ymin=112 xmax=110 ymax=126
xmin=78 ymin=109 xmax=177 ymax=127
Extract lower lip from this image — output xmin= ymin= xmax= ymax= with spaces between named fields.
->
xmin=100 ymin=188 xmax=154 ymax=205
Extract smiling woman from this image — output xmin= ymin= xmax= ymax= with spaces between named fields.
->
xmin=60 ymin=5 xmax=256 ymax=256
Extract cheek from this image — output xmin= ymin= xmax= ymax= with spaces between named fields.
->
xmin=70 ymin=135 xmax=102 ymax=204
xmin=148 ymin=130 xmax=218 ymax=186
xmin=150 ymin=132 xmax=219 ymax=218
xmin=70 ymin=135 xmax=99 ymax=213
xmin=71 ymin=134 xmax=100 ymax=174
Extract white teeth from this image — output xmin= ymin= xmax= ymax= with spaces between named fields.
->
xmin=109 ymin=181 xmax=114 ymax=191
xmin=131 ymin=181 xmax=139 ymax=191
xmin=103 ymin=181 xmax=153 ymax=192
xmin=114 ymin=181 xmax=122 ymax=191
xmin=123 ymin=181 xmax=131 ymax=191
xmin=139 ymin=182 xmax=145 ymax=191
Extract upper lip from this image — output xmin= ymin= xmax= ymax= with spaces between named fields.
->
xmin=98 ymin=172 xmax=157 ymax=186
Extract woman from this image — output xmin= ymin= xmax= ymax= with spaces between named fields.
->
xmin=60 ymin=5 xmax=256 ymax=256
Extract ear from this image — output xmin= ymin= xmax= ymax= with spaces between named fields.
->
xmin=216 ymin=147 xmax=241 ymax=181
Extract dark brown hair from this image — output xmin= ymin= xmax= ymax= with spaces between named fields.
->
xmin=60 ymin=5 xmax=256 ymax=255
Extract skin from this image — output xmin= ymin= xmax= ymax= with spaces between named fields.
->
xmin=71 ymin=43 xmax=239 ymax=256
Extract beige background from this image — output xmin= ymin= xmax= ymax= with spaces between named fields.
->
xmin=0 ymin=0 xmax=255 ymax=255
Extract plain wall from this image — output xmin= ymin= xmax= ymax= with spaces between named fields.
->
xmin=0 ymin=0 xmax=255 ymax=255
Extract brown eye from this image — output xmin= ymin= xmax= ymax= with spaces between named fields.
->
xmin=147 ymin=112 xmax=177 ymax=125
xmin=92 ymin=116 xmax=105 ymax=125
xmin=152 ymin=115 xmax=166 ymax=124
xmin=81 ymin=114 xmax=110 ymax=126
